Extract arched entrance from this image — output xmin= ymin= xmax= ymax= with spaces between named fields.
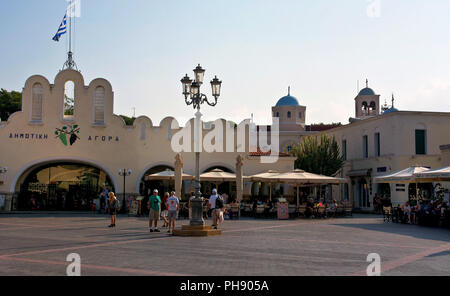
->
xmin=17 ymin=162 xmax=114 ymax=211
xmin=140 ymin=165 xmax=175 ymax=197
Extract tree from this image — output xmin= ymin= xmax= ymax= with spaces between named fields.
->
xmin=289 ymin=134 xmax=344 ymax=176
xmin=0 ymin=89 xmax=22 ymax=121
xmin=119 ymin=115 xmax=136 ymax=126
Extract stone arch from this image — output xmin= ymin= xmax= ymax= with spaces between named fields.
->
xmin=11 ymin=157 xmax=119 ymax=193
xmin=200 ymin=162 xmax=235 ymax=174
xmin=135 ymin=162 xmax=175 ymax=193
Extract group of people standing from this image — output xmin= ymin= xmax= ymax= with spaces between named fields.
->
xmin=148 ymin=190 xmax=180 ymax=233
xmin=104 ymin=188 xmax=225 ymax=234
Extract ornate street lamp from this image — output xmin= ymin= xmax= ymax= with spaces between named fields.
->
xmin=180 ymin=64 xmax=222 ymax=226
xmin=118 ymin=168 xmax=132 ymax=213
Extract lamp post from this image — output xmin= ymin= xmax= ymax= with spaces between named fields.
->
xmin=181 ymin=64 xmax=222 ymax=226
xmin=118 ymin=168 xmax=132 ymax=213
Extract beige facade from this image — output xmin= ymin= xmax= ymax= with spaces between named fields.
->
xmin=0 ymin=70 xmax=295 ymax=211
xmin=323 ymin=111 xmax=450 ymax=208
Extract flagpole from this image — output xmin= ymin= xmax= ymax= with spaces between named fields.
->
xmin=63 ymin=0 xmax=77 ymax=71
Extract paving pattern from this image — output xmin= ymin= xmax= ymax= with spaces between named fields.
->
xmin=0 ymin=213 xmax=449 ymax=276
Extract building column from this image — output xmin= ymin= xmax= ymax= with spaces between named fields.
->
xmin=236 ymin=155 xmax=244 ymax=202
xmin=174 ymin=153 xmax=183 ymax=199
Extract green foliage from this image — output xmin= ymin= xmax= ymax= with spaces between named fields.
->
xmin=289 ymin=134 xmax=344 ymax=176
xmin=120 ymin=115 xmax=136 ymax=126
xmin=0 ymin=89 xmax=22 ymax=121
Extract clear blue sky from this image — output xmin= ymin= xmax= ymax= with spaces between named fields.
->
xmin=1 ymin=0 xmax=450 ymax=125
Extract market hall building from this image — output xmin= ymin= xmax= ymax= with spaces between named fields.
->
xmin=0 ymin=69 xmax=296 ymax=212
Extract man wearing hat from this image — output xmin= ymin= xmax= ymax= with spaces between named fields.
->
xmin=207 ymin=189 xmax=223 ymax=229
xmin=148 ymin=189 xmax=161 ymax=232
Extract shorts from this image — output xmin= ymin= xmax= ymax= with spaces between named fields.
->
xmin=212 ymin=209 xmax=220 ymax=220
xmin=167 ymin=210 xmax=178 ymax=220
xmin=149 ymin=209 xmax=160 ymax=220
xmin=110 ymin=209 xmax=117 ymax=216
xmin=161 ymin=210 xmax=168 ymax=217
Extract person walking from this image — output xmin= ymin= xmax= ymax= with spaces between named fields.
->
xmin=167 ymin=191 xmax=180 ymax=234
xmin=107 ymin=192 xmax=120 ymax=228
xmin=207 ymin=189 xmax=224 ymax=229
xmin=161 ymin=192 xmax=170 ymax=228
xmin=148 ymin=189 xmax=161 ymax=232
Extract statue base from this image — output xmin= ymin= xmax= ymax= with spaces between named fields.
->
xmin=172 ymin=225 xmax=222 ymax=237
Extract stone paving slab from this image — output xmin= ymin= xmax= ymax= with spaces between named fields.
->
xmin=0 ymin=214 xmax=448 ymax=276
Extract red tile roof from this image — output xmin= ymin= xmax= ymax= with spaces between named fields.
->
xmin=249 ymin=147 xmax=291 ymax=157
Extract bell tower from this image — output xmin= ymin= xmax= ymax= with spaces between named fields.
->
xmin=355 ymin=79 xmax=380 ymax=119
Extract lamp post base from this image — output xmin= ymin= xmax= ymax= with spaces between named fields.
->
xmin=190 ymin=198 xmax=204 ymax=226
xmin=172 ymin=225 xmax=222 ymax=237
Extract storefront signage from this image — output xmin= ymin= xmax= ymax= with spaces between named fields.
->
xmin=88 ymin=136 xmax=119 ymax=142
xmin=9 ymin=133 xmax=49 ymax=140
xmin=9 ymin=125 xmax=120 ymax=144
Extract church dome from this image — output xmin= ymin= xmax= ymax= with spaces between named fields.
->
xmin=358 ymin=87 xmax=376 ymax=96
xmin=276 ymin=95 xmax=299 ymax=107
xmin=275 ymin=87 xmax=299 ymax=107
xmin=383 ymin=107 xmax=399 ymax=114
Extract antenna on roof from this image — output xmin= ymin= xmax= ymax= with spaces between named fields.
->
xmin=288 ymin=86 xmax=291 ymax=96
xmin=392 ymin=93 xmax=395 ymax=108
xmin=366 ymin=79 xmax=369 ymax=88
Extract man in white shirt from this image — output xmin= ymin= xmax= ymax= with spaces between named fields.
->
xmin=207 ymin=189 xmax=222 ymax=229
xmin=167 ymin=191 xmax=179 ymax=234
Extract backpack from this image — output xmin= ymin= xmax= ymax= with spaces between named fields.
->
xmin=114 ymin=199 xmax=120 ymax=210
xmin=215 ymin=196 xmax=224 ymax=209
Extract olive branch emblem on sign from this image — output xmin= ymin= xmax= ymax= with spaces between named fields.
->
xmin=55 ymin=124 xmax=80 ymax=146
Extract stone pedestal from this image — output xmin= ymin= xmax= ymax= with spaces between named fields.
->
xmin=172 ymin=225 xmax=222 ymax=237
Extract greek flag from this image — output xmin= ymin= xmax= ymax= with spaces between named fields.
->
xmin=52 ymin=14 xmax=67 ymax=42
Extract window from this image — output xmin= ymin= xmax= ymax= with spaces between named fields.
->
xmin=374 ymin=132 xmax=380 ymax=157
xmin=31 ymin=83 xmax=44 ymax=121
xmin=342 ymin=140 xmax=347 ymax=161
xmin=363 ymin=135 xmax=368 ymax=158
xmin=287 ymin=111 xmax=291 ymax=118
xmin=275 ymin=112 xmax=279 ymax=118
xmin=298 ymin=112 xmax=302 ymax=119
xmin=63 ymin=81 xmax=75 ymax=120
xmin=93 ymin=86 xmax=105 ymax=124
xmin=415 ymin=130 xmax=426 ymax=155
xmin=287 ymin=145 xmax=292 ymax=153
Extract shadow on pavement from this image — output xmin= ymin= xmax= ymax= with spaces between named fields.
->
xmin=332 ymin=222 xmax=450 ymax=243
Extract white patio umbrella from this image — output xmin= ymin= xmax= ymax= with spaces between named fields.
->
xmin=275 ymin=169 xmax=346 ymax=207
xmin=199 ymin=169 xmax=238 ymax=182
xmin=199 ymin=169 xmax=250 ymax=193
xmin=414 ymin=166 xmax=450 ymax=182
xmin=250 ymin=170 xmax=282 ymax=201
xmin=146 ymin=170 xmax=194 ymax=181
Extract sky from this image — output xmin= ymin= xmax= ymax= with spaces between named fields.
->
xmin=1 ymin=0 xmax=450 ymax=126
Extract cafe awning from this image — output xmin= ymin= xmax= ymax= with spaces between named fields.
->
xmin=414 ymin=166 xmax=450 ymax=182
xmin=373 ymin=166 xmax=430 ymax=183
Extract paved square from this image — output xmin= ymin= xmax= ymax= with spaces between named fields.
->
xmin=0 ymin=213 xmax=449 ymax=276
